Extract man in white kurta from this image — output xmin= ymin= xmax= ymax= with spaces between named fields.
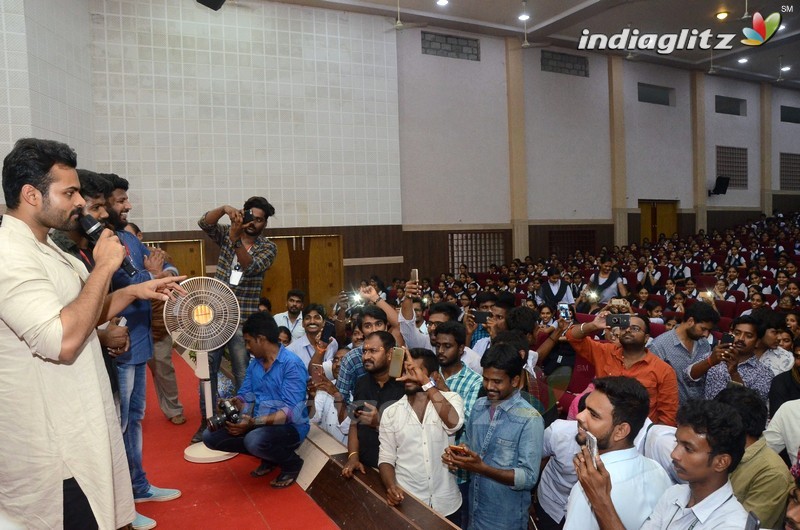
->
xmin=0 ymin=213 xmax=135 ymax=529
xmin=0 ymin=139 xmax=181 ymax=529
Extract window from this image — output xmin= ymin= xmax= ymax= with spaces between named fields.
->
xmin=638 ymin=83 xmax=674 ymax=106
xmin=715 ymin=95 xmax=746 ymax=116
xmin=781 ymin=106 xmax=800 ymax=124
xmin=448 ymin=232 xmax=505 ymax=274
xmin=780 ymin=152 xmax=800 ymax=190
xmin=716 ymin=146 xmax=748 ymax=190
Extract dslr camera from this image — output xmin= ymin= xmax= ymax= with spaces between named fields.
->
xmin=207 ymin=399 xmax=241 ymax=431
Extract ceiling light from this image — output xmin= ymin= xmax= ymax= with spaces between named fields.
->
xmin=781 ymin=65 xmax=791 ymax=72
xmin=436 ymin=0 xmax=448 ymax=5
xmin=519 ymin=1 xmax=530 ymax=22
xmin=716 ymin=11 xmax=729 ymax=20
xmin=738 ymin=58 xmax=748 ymax=63
xmin=780 ymin=24 xmax=786 ymax=30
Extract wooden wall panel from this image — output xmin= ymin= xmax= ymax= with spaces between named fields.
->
xmin=528 ymin=224 xmax=613 ymax=258
xmin=707 ymin=210 xmax=762 ymax=233
xmin=677 ymin=213 xmax=696 ymax=238
xmin=772 ymin=194 xmax=800 ymax=214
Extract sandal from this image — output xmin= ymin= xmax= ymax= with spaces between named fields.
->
xmin=250 ymin=462 xmax=276 ymax=477
xmin=270 ymin=470 xmax=300 ymax=488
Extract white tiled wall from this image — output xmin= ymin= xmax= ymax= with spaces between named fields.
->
xmin=0 ymin=0 xmax=32 ymax=164
xmin=25 ymin=0 xmax=94 ymax=166
xmin=90 ymin=0 xmax=401 ymax=232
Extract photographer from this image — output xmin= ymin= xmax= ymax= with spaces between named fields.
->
xmin=202 ymin=312 xmax=309 ymax=488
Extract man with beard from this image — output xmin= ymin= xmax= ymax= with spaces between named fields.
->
xmin=568 ymin=312 xmax=679 ymax=426
xmin=574 ymin=399 xmax=747 ymax=530
xmin=432 ymin=320 xmax=482 ymax=526
xmin=768 ymin=341 xmax=800 ymax=417
xmin=273 ymin=289 xmax=306 ymax=341
xmin=443 ymin=343 xmax=543 ymax=530
xmin=193 ymin=198 xmax=277 ymax=443
xmin=103 ymin=173 xmax=182 ymax=521
xmin=378 ymin=348 xmax=464 ymax=524
xmin=50 ymin=169 xmax=129 ymax=396
xmin=341 ymin=331 xmax=405 ymax=478
xmin=0 ymin=138 xmax=184 ymax=529
xmin=649 ymin=302 xmax=720 ymax=403
xmin=703 ymin=315 xmax=774 ymax=402
xmin=563 ymin=376 xmax=672 ymax=530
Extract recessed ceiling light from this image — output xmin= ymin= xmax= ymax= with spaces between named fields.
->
xmin=436 ymin=0 xmax=448 ymax=6
xmin=716 ymin=11 xmax=729 ymax=20
xmin=518 ymin=13 xmax=530 ymax=21
xmin=738 ymin=58 xmax=748 ymax=63
xmin=781 ymin=65 xmax=791 ymax=72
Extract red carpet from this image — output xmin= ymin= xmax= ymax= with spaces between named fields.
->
xmin=137 ymin=352 xmax=339 ymax=529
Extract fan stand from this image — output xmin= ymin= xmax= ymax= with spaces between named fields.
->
xmin=181 ymin=350 xmax=239 ymax=463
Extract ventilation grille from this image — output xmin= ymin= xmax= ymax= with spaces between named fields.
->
xmin=421 ymin=32 xmax=480 ymax=61
xmin=541 ymin=50 xmax=589 ymax=77
xmin=716 ymin=146 xmax=748 ymax=190
xmin=448 ymin=232 xmax=505 ymax=274
xmin=780 ymin=152 xmax=800 ymax=191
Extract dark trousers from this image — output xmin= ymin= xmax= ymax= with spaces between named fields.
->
xmin=63 ymin=478 xmax=98 ymax=530
xmin=533 ymin=498 xmax=564 ymax=530
xmin=203 ymin=424 xmax=303 ymax=472
xmin=457 ymin=481 xmax=470 ymax=529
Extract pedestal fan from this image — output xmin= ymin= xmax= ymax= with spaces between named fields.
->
xmin=164 ymin=276 xmax=241 ymax=463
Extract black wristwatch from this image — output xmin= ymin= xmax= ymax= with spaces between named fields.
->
xmin=234 ymin=239 xmax=243 ymax=249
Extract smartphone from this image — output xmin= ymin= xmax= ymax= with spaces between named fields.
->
xmin=242 ymin=209 xmax=254 ymax=224
xmin=474 ymin=311 xmax=491 ymax=324
xmin=310 ymin=363 xmax=325 ymax=384
xmin=388 ymin=346 xmax=405 ymax=378
xmin=558 ymin=302 xmax=571 ymax=321
xmin=585 ymin=431 xmax=599 ymax=469
xmin=321 ymin=320 xmax=335 ymax=343
xmin=606 ymin=314 xmax=630 ymax=329
xmin=410 ymin=268 xmax=419 ymax=283
xmin=721 ymin=333 xmax=735 ymax=345
xmin=745 ymin=511 xmax=760 ymax=530
xmin=448 ymin=445 xmax=469 ymax=456
xmin=610 ymin=298 xmax=624 ymax=307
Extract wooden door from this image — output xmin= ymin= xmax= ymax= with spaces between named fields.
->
xmin=261 ymin=235 xmax=344 ymax=310
xmin=639 ymin=201 xmax=678 ymax=244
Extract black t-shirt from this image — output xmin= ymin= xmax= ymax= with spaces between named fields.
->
xmin=352 ymin=374 xmax=405 ymax=468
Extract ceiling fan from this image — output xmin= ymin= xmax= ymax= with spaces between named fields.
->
xmin=520 ymin=18 xmax=550 ymax=49
xmin=387 ymin=0 xmax=428 ymax=31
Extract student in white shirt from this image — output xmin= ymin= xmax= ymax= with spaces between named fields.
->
xmin=378 ymin=348 xmax=464 ymax=524
xmin=272 ymin=289 xmax=306 ymax=341
xmin=287 ymin=303 xmax=338 ymax=366
xmin=573 ymin=399 xmax=748 ymax=530
xmin=563 ymin=376 xmax=672 ymax=530
xmin=308 ymin=347 xmax=351 ymax=446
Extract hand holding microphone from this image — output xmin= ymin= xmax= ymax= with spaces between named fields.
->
xmin=79 ymin=215 xmax=137 ymax=276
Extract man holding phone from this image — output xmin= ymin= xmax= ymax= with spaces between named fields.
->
xmin=568 ymin=312 xmax=679 ymax=426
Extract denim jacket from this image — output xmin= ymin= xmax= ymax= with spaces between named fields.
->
xmin=463 ymin=390 xmax=544 ymax=530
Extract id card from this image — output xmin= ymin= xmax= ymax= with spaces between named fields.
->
xmin=229 ymin=269 xmax=243 ymax=286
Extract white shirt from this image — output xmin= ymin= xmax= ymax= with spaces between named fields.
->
xmin=461 ymin=346 xmax=483 ymax=374
xmin=310 ymin=389 xmax=350 ymax=446
xmin=758 ymin=346 xmax=794 ymax=377
xmin=0 ymin=215 xmax=135 ymax=529
xmin=564 ymin=447 xmax=672 ymax=530
xmin=287 ymin=334 xmax=338 ymax=366
xmin=538 ymin=420 xmax=581 ymax=522
xmin=378 ymin=392 xmax=465 ymax=517
xmin=535 ymin=280 xmax=575 ymax=305
xmin=764 ymin=398 xmax=800 ymax=465
xmin=473 ymin=337 xmax=491 ymax=356
xmin=398 ymin=310 xmax=434 ymax=351
xmin=641 ymin=482 xmax=747 ymax=529
xmin=273 ymin=311 xmax=305 ymax=340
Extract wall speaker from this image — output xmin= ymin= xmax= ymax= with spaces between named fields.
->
xmin=196 ymin=0 xmax=226 ymax=10
xmin=708 ymin=176 xmax=730 ymax=196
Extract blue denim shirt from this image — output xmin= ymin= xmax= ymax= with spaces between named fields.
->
xmin=463 ymin=391 xmax=544 ymax=530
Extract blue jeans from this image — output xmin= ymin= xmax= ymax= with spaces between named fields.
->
xmin=117 ymin=362 xmax=149 ymax=495
xmin=202 ymin=424 xmax=303 ymax=473
xmin=199 ymin=326 xmax=249 ymax=417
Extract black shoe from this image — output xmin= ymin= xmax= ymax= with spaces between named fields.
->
xmin=190 ymin=423 xmax=206 ymax=444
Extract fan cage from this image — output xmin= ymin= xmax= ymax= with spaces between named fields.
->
xmin=164 ymin=277 xmax=240 ymax=351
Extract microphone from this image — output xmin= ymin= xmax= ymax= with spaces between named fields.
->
xmin=79 ymin=215 xmax=137 ymax=277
